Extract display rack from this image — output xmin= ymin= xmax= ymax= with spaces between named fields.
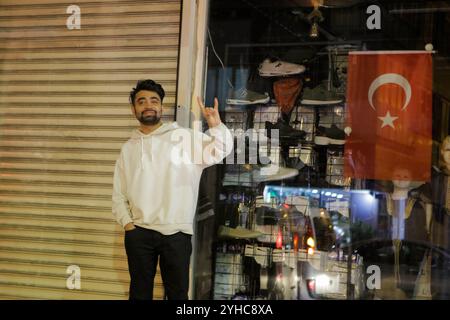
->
xmin=209 ymin=43 xmax=362 ymax=300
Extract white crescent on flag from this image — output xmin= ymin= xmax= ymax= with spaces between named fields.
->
xmin=368 ymin=73 xmax=412 ymax=111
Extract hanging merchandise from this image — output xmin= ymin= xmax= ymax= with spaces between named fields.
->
xmin=306 ymin=3 xmax=324 ymax=38
xmin=273 ymin=77 xmax=303 ymax=115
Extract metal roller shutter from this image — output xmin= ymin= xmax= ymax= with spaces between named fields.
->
xmin=0 ymin=0 xmax=181 ymax=299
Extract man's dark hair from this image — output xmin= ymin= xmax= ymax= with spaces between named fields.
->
xmin=129 ymin=79 xmax=165 ymax=106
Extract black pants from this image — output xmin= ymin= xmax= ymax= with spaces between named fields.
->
xmin=124 ymin=226 xmax=192 ymax=300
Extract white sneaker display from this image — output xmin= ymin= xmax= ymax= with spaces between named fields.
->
xmin=258 ymin=59 xmax=305 ymax=77
xmin=223 ymin=164 xmax=299 ymax=187
xmin=226 ymin=88 xmax=270 ymax=105
xmin=218 ymin=225 xmax=264 ymax=239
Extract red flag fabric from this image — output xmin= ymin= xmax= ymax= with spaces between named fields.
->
xmin=344 ymin=52 xmax=432 ymax=182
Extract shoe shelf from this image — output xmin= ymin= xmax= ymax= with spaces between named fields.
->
xmin=211 ymin=181 xmax=359 ymax=300
xmin=209 ymin=45 xmax=361 ymax=300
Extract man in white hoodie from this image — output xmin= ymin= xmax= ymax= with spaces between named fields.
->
xmin=112 ymin=79 xmax=233 ymax=300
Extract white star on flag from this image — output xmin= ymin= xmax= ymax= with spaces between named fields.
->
xmin=378 ymin=111 xmax=399 ymax=129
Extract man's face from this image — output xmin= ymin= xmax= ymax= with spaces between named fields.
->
xmin=132 ymin=90 xmax=162 ymax=125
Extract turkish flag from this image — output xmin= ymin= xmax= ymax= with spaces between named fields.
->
xmin=344 ymin=52 xmax=432 ymax=182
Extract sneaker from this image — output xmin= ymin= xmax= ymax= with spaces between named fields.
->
xmin=226 ymin=88 xmax=270 ymax=105
xmin=223 ymin=164 xmax=299 ymax=187
xmin=265 ymin=119 xmax=307 ymax=141
xmin=314 ymin=124 xmax=345 ymax=145
xmin=258 ymin=58 xmax=305 ymax=77
xmin=301 ymin=83 xmax=343 ymax=105
xmin=218 ymin=225 xmax=264 ymax=239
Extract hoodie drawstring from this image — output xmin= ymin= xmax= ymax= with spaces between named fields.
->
xmin=140 ymin=136 xmax=145 ymax=170
xmin=131 ymin=123 xmax=174 ymax=170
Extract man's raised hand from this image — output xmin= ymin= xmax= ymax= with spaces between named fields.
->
xmin=197 ymin=96 xmax=222 ymax=128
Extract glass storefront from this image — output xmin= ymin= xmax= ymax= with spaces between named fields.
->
xmin=195 ymin=0 xmax=450 ymax=300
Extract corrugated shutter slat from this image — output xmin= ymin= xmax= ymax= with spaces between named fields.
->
xmin=0 ymin=0 xmax=181 ymax=300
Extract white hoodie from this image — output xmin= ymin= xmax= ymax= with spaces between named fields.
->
xmin=112 ymin=122 xmax=233 ymax=235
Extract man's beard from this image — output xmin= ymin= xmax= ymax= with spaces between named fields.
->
xmin=137 ymin=110 xmax=160 ymax=125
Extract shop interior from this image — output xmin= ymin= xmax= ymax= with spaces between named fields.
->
xmin=193 ymin=0 xmax=450 ymax=300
